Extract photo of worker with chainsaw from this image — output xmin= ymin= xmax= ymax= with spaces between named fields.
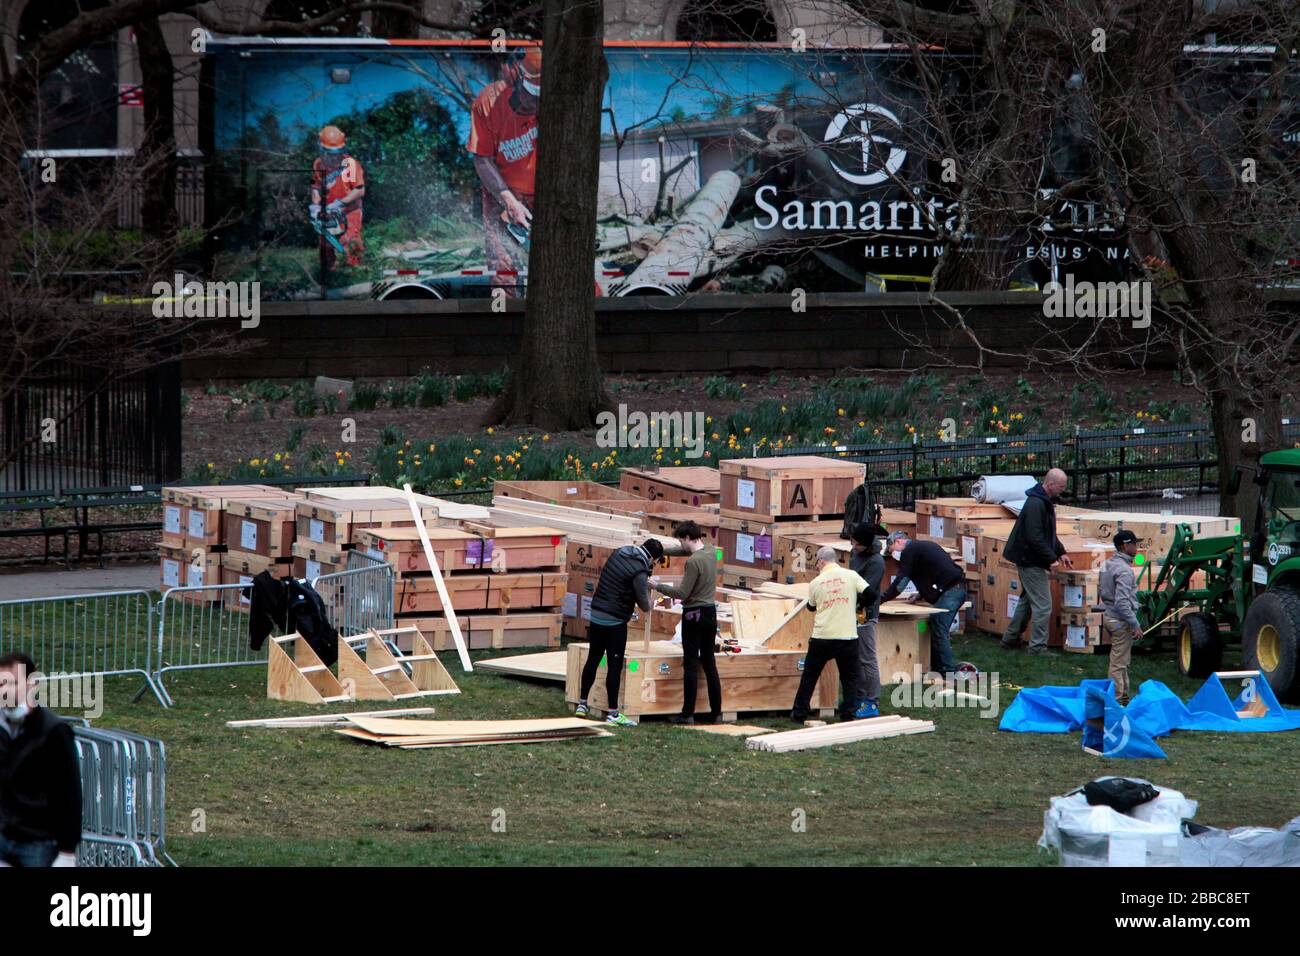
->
xmin=310 ymin=124 xmax=366 ymax=273
xmin=466 ymin=46 xmax=540 ymax=294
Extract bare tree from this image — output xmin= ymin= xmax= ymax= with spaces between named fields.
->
xmin=489 ymin=0 xmax=612 ymax=429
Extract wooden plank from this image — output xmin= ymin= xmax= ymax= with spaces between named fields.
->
xmin=225 ymin=706 xmax=438 ymax=728
xmin=476 ymin=651 xmax=569 ymax=683
xmin=748 ymin=716 xmax=935 ymax=752
xmin=345 ymin=715 xmax=604 ymax=737
xmin=403 ymin=483 xmax=471 ymax=672
xmin=682 ymin=723 xmax=775 ymax=736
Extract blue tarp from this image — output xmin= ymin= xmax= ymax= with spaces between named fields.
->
xmin=1001 ymin=675 xmax=1300 ymax=739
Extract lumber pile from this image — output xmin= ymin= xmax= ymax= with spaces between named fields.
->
xmin=335 ymin=715 xmax=612 ymax=748
xmin=494 ymin=479 xmax=644 ymax=506
xmin=746 ymin=714 xmax=935 ymax=752
xmin=360 ymin=524 xmax=569 ymax=652
xmin=619 ymin=466 xmax=721 ymax=506
xmin=227 ymin=707 xmax=438 ymax=728
xmin=717 ymin=456 xmax=863 ymax=587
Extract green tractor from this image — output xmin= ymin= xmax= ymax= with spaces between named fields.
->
xmin=1135 ymin=448 xmax=1300 ymax=701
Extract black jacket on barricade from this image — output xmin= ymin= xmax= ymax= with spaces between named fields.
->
xmin=247 ymin=571 xmax=340 ymax=666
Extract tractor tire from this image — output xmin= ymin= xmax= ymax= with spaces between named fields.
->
xmin=1242 ymin=586 xmax=1300 ymax=702
xmin=1177 ymin=612 xmax=1222 ymax=678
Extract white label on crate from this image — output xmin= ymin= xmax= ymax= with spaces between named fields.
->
xmin=736 ymin=478 xmax=756 ymax=509
xmin=928 ymin=515 xmax=946 ymax=539
xmin=308 ymin=518 xmax=325 ymax=542
xmin=1066 ymin=625 xmax=1086 ymax=648
xmin=164 ymin=505 xmax=182 ymax=535
xmin=581 ymin=596 xmax=593 ymax=621
xmin=365 ymin=547 xmax=385 ymax=563
xmin=562 ymin=592 xmax=577 ymax=618
xmin=306 ymin=559 xmax=321 ymax=581
xmin=1063 ymin=584 xmax=1084 ymax=609
xmin=961 ymin=535 xmax=976 ymax=566
xmin=1007 ymin=594 xmax=1019 ymax=618
xmin=187 ymin=510 xmax=206 ymax=539
xmin=566 ymin=487 xmax=578 ymax=495
xmin=161 ymin=559 xmax=180 ymax=588
xmin=735 ymin=532 xmax=756 ymax=564
xmin=1253 ymin=563 xmax=1268 ymax=585
xmin=240 ymin=519 xmax=258 ymax=551
xmin=1108 ymin=835 xmax=1147 ymax=867
xmin=239 ymin=575 xmax=253 ymax=605
xmin=187 ymin=562 xmax=205 ymax=588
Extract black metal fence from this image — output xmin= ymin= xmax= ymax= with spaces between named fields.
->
xmin=1 ymin=361 xmax=182 ymax=494
xmin=758 ymin=421 xmax=1300 ymax=516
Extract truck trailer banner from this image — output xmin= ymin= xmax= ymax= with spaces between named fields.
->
xmin=206 ymin=39 xmax=1125 ymax=301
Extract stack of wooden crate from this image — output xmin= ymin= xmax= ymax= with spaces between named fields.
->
xmin=715 ymin=456 xmax=865 ymax=588
xmin=358 ymin=524 xmax=569 ymax=651
xmin=160 ymin=484 xmax=300 ymax=600
xmin=292 ymin=494 xmax=440 ymax=579
xmin=618 ymin=466 xmax=721 ymax=507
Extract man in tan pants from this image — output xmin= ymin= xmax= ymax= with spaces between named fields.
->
xmin=1099 ymin=530 xmax=1143 ymax=704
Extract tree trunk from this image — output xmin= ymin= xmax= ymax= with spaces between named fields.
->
xmin=1208 ymin=366 xmax=1284 ymax=534
xmin=136 ymin=18 xmax=177 ymax=251
xmin=489 ymin=0 xmax=611 ymax=429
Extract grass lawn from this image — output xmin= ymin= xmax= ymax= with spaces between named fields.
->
xmin=87 ymin=631 xmax=1300 ymax=867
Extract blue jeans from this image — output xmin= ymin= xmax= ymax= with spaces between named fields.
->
xmin=0 ymin=833 xmax=59 ymax=867
xmin=928 ymin=586 xmax=966 ymax=676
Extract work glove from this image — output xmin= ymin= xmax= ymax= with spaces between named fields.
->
xmin=308 ymin=203 xmax=321 ymax=221
xmin=326 ymin=199 xmax=344 ymax=215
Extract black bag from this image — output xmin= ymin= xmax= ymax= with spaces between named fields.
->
xmin=840 ymin=483 xmax=880 ymax=540
xmin=1081 ymin=778 xmax=1160 ymax=814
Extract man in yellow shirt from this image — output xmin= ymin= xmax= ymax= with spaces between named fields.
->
xmin=791 ymin=547 xmax=868 ymax=722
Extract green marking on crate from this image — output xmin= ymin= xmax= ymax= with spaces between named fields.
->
xmin=628 ymin=660 xmax=639 ymax=672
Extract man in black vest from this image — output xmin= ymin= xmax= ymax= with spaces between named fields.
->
xmin=0 ymin=653 xmax=81 ymax=868
xmin=1001 ymin=468 xmax=1073 ymax=654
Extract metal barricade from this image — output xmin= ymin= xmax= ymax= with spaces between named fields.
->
xmin=154 ymin=582 xmax=262 ymax=708
xmin=73 ymin=724 xmax=170 ymax=866
xmin=0 ymin=590 xmax=163 ymax=705
xmin=153 ymin=555 xmax=393 ymax=704
xmin=312 ymin=550 xmax=395 ymax=637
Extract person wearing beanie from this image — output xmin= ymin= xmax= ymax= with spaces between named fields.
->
xmin=1099 ymin=530 xmax=1143 ymax=705
xmin=575 ymin=537 xmax=665 ymax=726
xmin=849 ymin=522 xmax=887 ymax=718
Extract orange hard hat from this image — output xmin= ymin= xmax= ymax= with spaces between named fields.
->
xmin=319 ymin=125 xmax=346 ymax=149
xmin=520 ymin=47 xmax=542 ymax=81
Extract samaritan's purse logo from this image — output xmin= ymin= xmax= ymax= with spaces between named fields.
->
xmin=823 ymin=103 xmax=907 ymax=186
xmin=1268 ymin=541 xmax=1293 ymax=565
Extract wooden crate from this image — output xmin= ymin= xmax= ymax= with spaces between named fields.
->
xmin=769 ymin=531 xmax=851 ymax=585
xmin=1058 ymin=610 xmax=1107 ymax=653
xmin=1055 ymin=569 xmax=1101 ymax=612
xmin=219 ymin=554 xmax=292 ymax=610
xmin=295 ymin=498 xmax=437 ymax=548
xmin=1072 ymin=512 xmax=1239 ymax=562
xmin=564 ymin=641 xmax=838 ymax=719
xmin=170 ymin=484 xmax=293 ymax=549
xmin=563 ymin=542 xmax=691 ymax=639
xmin=578 ymin=498 xmax=720 ymax=540
xmin=719 ymin=456 xmax=864 ymax=522
xmin=914 ymin=499 xmax=1011 ymax=547
xmin=394 ymin=571 xmax=567 ymax=615
xmin=493 ymin=479 xmax=646 ymax=505
xmin=223 ymin=497 xmax=299 ymax=559
xmin=400 ymin=612 xmax=563 ymax=651
xmin=619 ymin=466 xmax=721 ymax=506
xmin=159 ymin=544 xmax=223 ymax=602
xmin=357 ymin=526 xmax=565 ymax=574
xmin=717 ymin=515 xmax=833 ymax=580
xmin=292 ymin=552 xmax=346 ymax=580
xmin=875 ymin=615 xmax=934 ymax=683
